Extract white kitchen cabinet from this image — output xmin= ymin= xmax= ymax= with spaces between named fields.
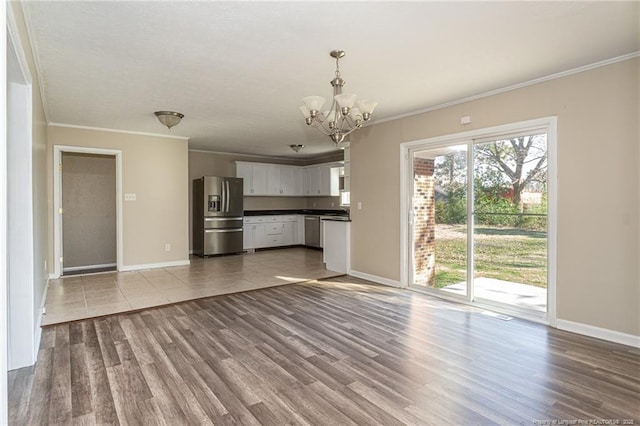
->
xmin=237 ymin=161 xmax=340 ymax=197
xmin=237 ymin=162 xmax=268 ymax=195
xmin=279 ymin=166 xmax=301 ymax=196
xmin=304 ymin=165 xmax=340 ymax=197
xmin=253 ymin=224 xmax=267 ymax=248
xmin=243 ymin=225 xmax=253 ymax=248
xmin=243 ymin=215 xmax=300 ymax=249
xmin=237 ymin=162 xmax=304 ymax=196
xmin=267 ymin=165 xmax=281 ymax=195
xmin=282 ymin=221 xmax=297 ymax=245
xmin=323 ymin=219 xmax=351 ymax=274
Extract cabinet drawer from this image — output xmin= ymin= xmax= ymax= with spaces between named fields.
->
xmin=244 ymin=216 xmax=267 ymax=224
xmin=268 ymin=216 xmax=284 ymax=222
xmin=266 ymin=234 xmax=283 ymax=246
xmin=283 ymin=216 xmax=298 ymax=222
xmin=266 ymin=224 xmax=283 ymax=235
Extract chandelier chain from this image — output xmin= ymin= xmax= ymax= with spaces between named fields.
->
xmin=335 ymin=56 xmax=341 ymax=78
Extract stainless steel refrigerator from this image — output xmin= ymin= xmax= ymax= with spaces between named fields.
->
xmin=193 ymin=176 xmax=244 ymax=256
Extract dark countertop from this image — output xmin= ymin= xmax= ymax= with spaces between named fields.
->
xmin=244 ymin=209 xmax=349 ymax=217
xmin=321 ymin=217 xmax=352 ymax=222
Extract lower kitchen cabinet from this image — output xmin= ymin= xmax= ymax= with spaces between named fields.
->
xmin=244 ymin=215 xmax=300 ymax=249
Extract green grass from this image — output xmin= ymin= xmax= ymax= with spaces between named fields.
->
xmin=432 ymin=225 xmax=547 ymax=288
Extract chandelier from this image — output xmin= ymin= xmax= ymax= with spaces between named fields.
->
xmin=299 ymin=50 xmax=377 ymax=144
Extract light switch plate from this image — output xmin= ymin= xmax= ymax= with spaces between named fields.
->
xmin=125 ymin=193 xmax=136 ymax=201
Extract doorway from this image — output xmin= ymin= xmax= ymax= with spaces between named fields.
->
xmin=61 ymin=152 xmax=117 ymax=275
xmin=53 ymin=146 xmax=123 ymax=279
xmin=401 ymin=118 xmax=557 ymax=324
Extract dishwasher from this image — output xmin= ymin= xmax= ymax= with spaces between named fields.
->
xmin=304 ymin=216 xmax=321 ymax=248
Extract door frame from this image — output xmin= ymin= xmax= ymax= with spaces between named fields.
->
xmin=400 ymin=117 xmax=557 ymax=326
xmin=53 ymin=146 xmax=123 ymax=278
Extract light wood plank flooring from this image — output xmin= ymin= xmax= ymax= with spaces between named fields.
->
xmin=44 ymin=248 xmax=338 ymax=325
xmin=10 ymin=276 xmax=640 ymax=425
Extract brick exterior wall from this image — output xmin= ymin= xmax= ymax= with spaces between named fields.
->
xmin=413 ymin=158 xmax=436 ymax=286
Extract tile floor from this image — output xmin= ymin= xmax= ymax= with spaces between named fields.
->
xmin=43 ymin=247 xmax=340 ymax=326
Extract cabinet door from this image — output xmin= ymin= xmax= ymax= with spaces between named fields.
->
xmin=318 ymin=166 xmax=331 ymax=195
xmin=303 ymin=168 xmax=311 ymax=195
xmin=253 ymin=224 xmax=267 ymax=248
xmin=252 ymin=164 xmax=269 ymax=195
xmin=282 ymin=222 xmax=296 ymax=245
xmin=306 ymin=167 xmax=321 ymax=195
xmin=266 ymin=165 xmax=281 ymax=195
xmin=318 ymin=166 xmax=340 ymax=196
xmin=279 ymin=167 xmax=295 ymax=195
xmin=292 ymin=168 xmax=304 ymax=196
xmin=243 ymin=224 xmax=254 ymax=249
xmin=236 ymin=163 xmax=253 ymax=195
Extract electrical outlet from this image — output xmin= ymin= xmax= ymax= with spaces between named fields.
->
xmin=164 ymin=243 xmax=171 ymax=252
xmin=42 ymin=307 xmax=46 ymax=315
xmin=331 ymin=202 xmax=335 ymax=207
xmin=357 ymin=202 xmax=363 ymax=210
xmin=125 ymin=193 xmax=137 ymax=201
xmin=44 ymin=260 xmax=47 ymax=271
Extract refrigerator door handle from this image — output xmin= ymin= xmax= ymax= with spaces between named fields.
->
xmin=225 ymin=181 xmax=230 ymax=212
xmin=220 ymin=181 xmax=226 ymax=214
xmin=205 ymin=228 xmax=243 ymax=233
xmin=205 ymin=217 xmax=243 ymax=221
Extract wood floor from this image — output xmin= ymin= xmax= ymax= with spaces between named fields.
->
xmin=9 ymin=276 xmax=640 ymax=425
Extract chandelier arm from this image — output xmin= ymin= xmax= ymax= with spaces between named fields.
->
xmin=311 ymin=119 xmax=334 ymax=136
xmin=343 ymin=114 xmax=362 ymax=129
xmin=339 ymin=114 xmax=359 ymax=133
xmin=340 ymin=124 xmax=363 ymax=139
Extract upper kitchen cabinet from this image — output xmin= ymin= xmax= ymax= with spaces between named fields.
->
xmin=236 ymin=161 xmax=339 ymax=197
xmin=267 ymin=165 xmax=304 ymax=196
xmin=305 ymin=164 xmax=340 ymax=197
xmin=236 ymin=162 xmax=268 ymax=195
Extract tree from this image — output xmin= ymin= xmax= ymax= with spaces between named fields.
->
xmin=434 ymin=151 xmax=466 ymax=188
xmin=474 ymin=135 xmax=547 ymax=209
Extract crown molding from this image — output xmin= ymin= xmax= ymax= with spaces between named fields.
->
xmin=373 ymin=51 xmax=640 ymax=126
xmin=188 ymin=148 xmax=305 ymax=162
xmin=48 ymin=123 xmax=190 ymax=141
xmin=188 ymin=148 xmax=343 ymax=164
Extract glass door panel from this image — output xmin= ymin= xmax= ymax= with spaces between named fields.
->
xmin=472 ymin=134 xmax=548 ymax=313
xmin=411 ymin=146 xmax=468 ymax=298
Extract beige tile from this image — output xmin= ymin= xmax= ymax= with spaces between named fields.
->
xmin=127 ymin=296 xmax=172 ymax=310
xmin=85 ymin=302 xmax=133 ymax=318
xmin=43 ymin=247 xmax=332 ymax=325
xmin=45 ymin=300 xmax=86 ymax=314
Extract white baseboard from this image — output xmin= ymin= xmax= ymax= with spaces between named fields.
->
xmin=556 ymin=319 xmax=640 ymax=348
xmin=119 ymin=259 xmax=190 ymax=272
xmin=348 ymin=269 xmax=403 ymax=288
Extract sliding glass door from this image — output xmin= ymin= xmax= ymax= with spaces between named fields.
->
xmin=409 ymin=128 xmax=550 ymax=319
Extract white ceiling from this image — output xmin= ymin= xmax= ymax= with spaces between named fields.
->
xmin=22 ymin=1 xmax=639 ymax=158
